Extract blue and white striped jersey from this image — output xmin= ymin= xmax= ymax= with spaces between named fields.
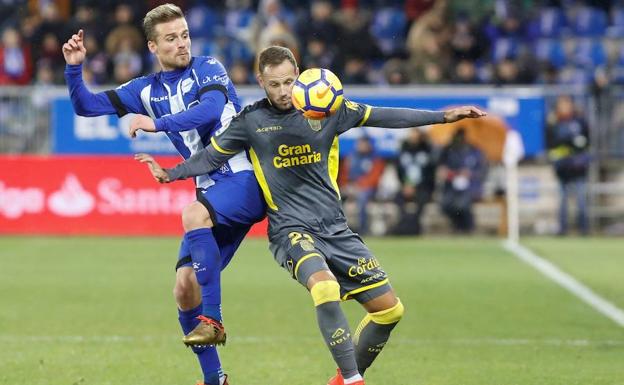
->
xmin=66 ymin=56 xmax=252 ymax=189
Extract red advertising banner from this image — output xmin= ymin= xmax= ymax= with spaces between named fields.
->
xmin=0 ymin=155 xmax=268 ymax=236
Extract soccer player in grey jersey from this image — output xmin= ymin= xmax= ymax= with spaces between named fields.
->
xmin=136 ymin=46 xmax=486 ymax=385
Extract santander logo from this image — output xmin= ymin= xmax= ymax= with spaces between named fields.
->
xmin=48 ymin=174 xmax=96 ymax=217
xmin=1 ymin=174 xmax=194 ymax=219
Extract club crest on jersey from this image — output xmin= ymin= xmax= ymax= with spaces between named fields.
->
xmin=181 ymin=78 xmax=194 ymax=94
xmin=306 ymin=119 xmax=322 ymax=132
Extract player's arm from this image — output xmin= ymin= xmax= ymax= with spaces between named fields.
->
xmin=135 ymin=145 xmax=233 ymax=183
xmin=364 ymin=106 xmax=487 ymax=128
xmin=128 ymin=90 xmax=227 ymax=138
xmin=63 ymin=30 xmax=116 ymax=116
xmin=135 ymin=113 xmax=249 ymax=183
xmin=154 ymin=90 xmax=227 ymax=133
xmin=63 ymin=29 xmax=142 ymax=117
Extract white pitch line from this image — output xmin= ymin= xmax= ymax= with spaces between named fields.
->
xmin=503 ymin=240 xmax=624 ymax=328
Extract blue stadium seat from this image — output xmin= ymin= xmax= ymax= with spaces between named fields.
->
xmin=533 ymin=38 xmax=566 ymax=68
xmin=370 ymin=7 xmax=407 ymax=55
xmin=570 ymin=7 xmax=607 ymax=37
xmin=491 ymin=37 xmax=519 ymax=62
xmin=609 ymin=65 xmax=624 ymax=83
xmin=557 ymin=65 xmax=593 ymax=84
xmin=572 ymin=38 xmax=607 ymax=67
xmin=607 ymin=6 xmax=624 ymax=37
xmin=528 ymin=7 xmax=566 ymax=37
xmin=224 ymin=8 xmax=254 ymax=38
xmin=187 ymin=5 xmax=222 ymax=39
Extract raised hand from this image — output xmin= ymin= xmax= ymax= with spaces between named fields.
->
xmin=444 ymin=106 xmax=487 ymax=123
xmin=129 ymin=114 xmax=157 ymax=138
xmin=62 ymin=29 xmax=87 ymax=65
xmin=134 ymin=153 xmax=170 ymax=183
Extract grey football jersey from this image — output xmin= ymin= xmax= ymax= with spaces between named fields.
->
xmin=166 ymin=98 xmax=446 ymax=239
xmin=211 ymin=98 xmax=370 ymax=238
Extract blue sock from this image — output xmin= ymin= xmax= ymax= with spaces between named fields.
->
xmin=178 ymin=305 xmax=223 ymax=385
xmin=186 ymin=228 xmax=223 ymax=321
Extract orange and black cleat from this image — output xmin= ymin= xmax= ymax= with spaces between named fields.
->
xmin=183 ymin=315 xmax=227 ymax=347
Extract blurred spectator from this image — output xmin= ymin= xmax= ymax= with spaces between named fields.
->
xmin=1 ymin=0 xmax=622 ymax=87
xmin=82 ymin=34 xmax=110 ymax=85
xmin=340 ymin=136 xmax=386 ymax=235
xmin=404 ymin=0 xmax=436 ymax=22
xmin=393 ymin=129 xmax=436 ymax=235
xmin=451 ymin=59 xmax=479 ymax=84
xmin=0 ymin=27 xmax=32 ymax=85
xmin=229 ymin=60 xmax=252 ymax=85
xmin=342 ymin=56 xmax=370 ymax=84
xmin=110 ymin=36 xmax=143 ymax=82
xmin=250 ymin=0 xmax=297 ymax=55
xmin=65 ymin=5 xmax=101 ymax=43
xmin=33 ymin=3 xmax=64 ymax=42
xmin=493 ymin=58 xmax=535 ymax=84
xmin=383 ymin=58 xmax=410 ymax=85
xmin=335 ymin=1 xmax=381 ymax=76
xmin=450 ymin=18 xmax=486 ymax=62
xmin=414 ymin=60 xmax=447 ymax=84
xmin=38 ymin=32 xmax=64 ymax=75
xmin=546 ymin=95 xmax=590 ymax=235
xmin=301 ymin=38 xmax=335 ymax=71
xmin=439 ymin=129 xmax=487 ymax=233
xmin=406 ymin=2 xmax=452 ymax=82
xmin=297 ymin=0 xmax=338 ymax=48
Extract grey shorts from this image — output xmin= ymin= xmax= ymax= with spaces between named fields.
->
xmin=269 ymin=227 xmax=391 ymax=303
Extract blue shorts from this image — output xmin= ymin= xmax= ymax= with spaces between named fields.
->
xmin=177 ymin=170 xmax=266 ymax=270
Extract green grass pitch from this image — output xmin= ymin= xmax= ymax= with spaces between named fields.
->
xmin=1 ymin=236 xmax=623 ymax=385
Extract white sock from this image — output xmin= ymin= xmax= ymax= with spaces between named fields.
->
xmin=343 ymin=373 xmax=363 ymax=384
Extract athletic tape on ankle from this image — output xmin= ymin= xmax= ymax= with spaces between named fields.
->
xmin=369 ymin=298 xmax=404 ymax=324
xmin=310 ymin=280 xmax=341 ymax=306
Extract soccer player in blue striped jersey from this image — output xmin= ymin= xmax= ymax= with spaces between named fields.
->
xmin=62 ymin=4 xmax=265 ymax=385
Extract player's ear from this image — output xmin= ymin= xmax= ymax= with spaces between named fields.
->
xmin=256 ymin=72 xmax=264 ymax=87
xmin=147 ymin=40 xmax=157 ymax=54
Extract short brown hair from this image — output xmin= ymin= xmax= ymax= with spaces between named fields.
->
xmin=143 ymin=3 xmax=185 ymax=41
xmin=258 ymin=46 xmax=297 ymax=73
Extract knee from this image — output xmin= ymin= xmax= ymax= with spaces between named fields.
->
xmin=182 ymin=202 xmax=213 ymax=231
xmin=310 ymin=280 xmax=341 ymax=306
xmin=370 ymin=298 xmax=404 ymax=325
xmin=173 ymin=275 xmax=201 ymax=310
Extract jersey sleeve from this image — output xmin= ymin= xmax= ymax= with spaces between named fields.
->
xmin=334 ymin=99 xmax=372 ymax=134
xmin=210 ymin=112 xmax=249 ymax=155
xmin=105 ymin=77 xmax=147 ymax=117
xmin=194 ymin=57 xmax=231 ymax=103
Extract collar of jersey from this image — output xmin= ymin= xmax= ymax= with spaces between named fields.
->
xmin=159 ymin=57 xmax=194 ymax=83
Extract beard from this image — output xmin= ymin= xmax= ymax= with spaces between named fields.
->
xmin=162 ymin=53 xmax=191 ymax=70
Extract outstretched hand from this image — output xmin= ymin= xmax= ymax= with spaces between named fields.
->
xmin=134 ymin=153 xmax=170 ymax=183
xmin=444 ymin=106 xmax=487 ymax=123
xmin=129 ymin=114 xmax=157 ymax=138
xmin=62 ymin=29 xmax=87 ymax=65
